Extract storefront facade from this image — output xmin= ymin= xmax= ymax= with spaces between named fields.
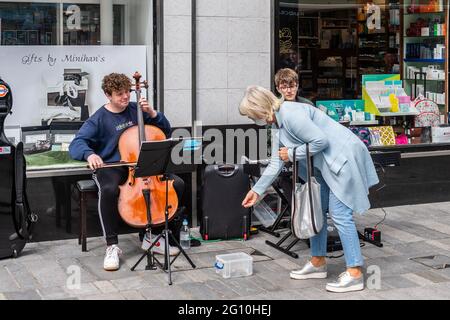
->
xmin=274 ymin=0 xmax=448 ymax=115
xmin=273 ymin=1 xmax=450 ymax=210
xmin=1 ymin=1 xmax=449 ymax=241
xmin=0 ymin=0 xmax=272 ymax=241
xmin=1 ymin=0 xmax=448 ymax=129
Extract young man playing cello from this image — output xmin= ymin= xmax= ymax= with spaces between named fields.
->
xmin=69 ymin=73 xmax=183 ymax=271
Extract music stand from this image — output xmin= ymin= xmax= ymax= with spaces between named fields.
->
xmin=130 ymin=138 xmax=199 ymax=285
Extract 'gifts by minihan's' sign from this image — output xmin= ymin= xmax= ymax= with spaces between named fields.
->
xmin=0 ymin=46 xmax=147 ymax=127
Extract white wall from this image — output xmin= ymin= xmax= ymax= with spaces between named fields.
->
xmin=163 ymin=0 xmax=271 ymax=127
xmin=197 ymin=0 xmax=271 ymax=126
xmin=127 ymin=0 xmax=154 ymax=102
xmin=163 ymin=0 xmax=193 ymax=127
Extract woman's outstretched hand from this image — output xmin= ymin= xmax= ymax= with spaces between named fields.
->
xmin=242 ymin=190 xmax=259 ymax=208
xmin=279 ymin=147 xmax=290 ymax=162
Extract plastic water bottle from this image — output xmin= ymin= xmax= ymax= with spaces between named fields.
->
xmin=180 ymin=219 xmax=190 ymax=250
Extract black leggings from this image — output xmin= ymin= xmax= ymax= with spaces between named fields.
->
xmin=93 ymin=166 xmax=185 ymax=246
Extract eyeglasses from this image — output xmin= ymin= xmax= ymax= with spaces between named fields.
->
xmin=278 ymin=84 xmax=298 ymax=91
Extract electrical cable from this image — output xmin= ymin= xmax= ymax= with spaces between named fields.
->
xmin=374 ymin=207 xmax=388 ymax=229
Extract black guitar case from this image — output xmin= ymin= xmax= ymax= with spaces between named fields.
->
xmin=0 ymin=77 xmax=36 ymax=259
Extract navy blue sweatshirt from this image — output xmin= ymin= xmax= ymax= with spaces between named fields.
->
xmin=69 ymin=102 xmax=171 ymax=163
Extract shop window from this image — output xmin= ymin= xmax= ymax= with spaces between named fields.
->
xmin=0 ymin=1 xmax=126 ymax=46
xmin=113 ymin=4 xmax=125 ymax=45
xmin=62 ymin=4 xmax=99 ymax=45
xmin=0 ymin=2 xmax=58 ymax=45
xmin=275 ymin=0 xmax=402 ymax=102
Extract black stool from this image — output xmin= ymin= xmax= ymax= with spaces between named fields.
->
xmin=76 ymin=179 xmax=97 ymax=252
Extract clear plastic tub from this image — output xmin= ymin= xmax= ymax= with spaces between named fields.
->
xmin=214 ymin=252 xmax=253 ymax=279
xmin=253 ymin=200 xmax=277 ymax=227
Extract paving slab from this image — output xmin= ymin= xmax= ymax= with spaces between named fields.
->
xmin=120 ymin=290 xmax=146 ymax=300
xmin=4 ymin=289 xmax=42 ymax=300
xmin=1 ymin=201 xmax=450 ymax=300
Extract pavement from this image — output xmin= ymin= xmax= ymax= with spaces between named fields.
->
xmin=1 ymin=201 xmax=450 ymax=300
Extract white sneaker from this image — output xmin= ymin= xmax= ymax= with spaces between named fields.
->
xmin=148 ymin=236 xmax=180 ymax=256
xmin=103 ymin=245 xmax=122 ymax=271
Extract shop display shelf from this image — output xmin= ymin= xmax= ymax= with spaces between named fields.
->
xmin=404 ymin=11 xmax=445 ymax=15
xmin=403 ymin=59 xmax=445 ymax=63
xmin=318 ymin=65 xmax=343 ymax=68
xmin=358 ymin=33 xmax=387 ymax=37
xmin=404 ymin=35 xmax=445 ymax=38
xmin=378 ymin=110 xmax=420 ymax=117
xmin=349 ymin=120 xmax=379 ymax=126
xmin=322 ymin=26 xmax=352 ymax=29
xmin=404 ymin=78 xmax=445 ymax=81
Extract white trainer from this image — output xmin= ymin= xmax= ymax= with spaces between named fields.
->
xmin=103 ymin=245 xmax=122 ymax=271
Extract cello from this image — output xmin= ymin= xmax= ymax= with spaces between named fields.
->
xmin=114 ymin=72 xmax=179 ymax=228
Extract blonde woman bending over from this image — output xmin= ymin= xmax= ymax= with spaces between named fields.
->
xmin=240 ymin=86 xmax=378 ymax=293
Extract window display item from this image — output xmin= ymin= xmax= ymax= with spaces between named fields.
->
xmin=398 ymin=96 xmax=411 ymax=112
xmin=349 ymin=127 xmax=371 ymax=147
xmin=413 ymin=95 xmax=441 ymax=127
xmin=389 ymin=94 xmax=399 ymax=112
xmin=21 ymin=126 xmax=51 ymax=155
xmin=362 ymin=75 xmax=412 ymax=115
xmin=432 ymin=125 xmax=450 ymax=143
xmin=316 ymin=100 xmax=365 ymax=122
xmin=395 ymin=134 xmax=409 ymax=145
xmin=368 ymin=126 xmax=396 ymax=146
xmin=42 ymin=69 xmax=89 ymax=124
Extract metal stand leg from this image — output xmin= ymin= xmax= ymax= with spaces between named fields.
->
xmin=259 ymin=205 xmax=290 ymax=237
xmin=130 ymin=175 xmax=196 ymax=286
xmin=265 ymin=231 xmax=300 ymax=258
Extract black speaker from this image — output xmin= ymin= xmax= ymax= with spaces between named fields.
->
xmin=200 ymin=164 xmax=251 ymax=240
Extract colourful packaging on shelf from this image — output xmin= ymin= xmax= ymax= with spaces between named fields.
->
xmin=398 ymin=96 xmax=411 ymax=112
xmin=395 ymin=134 xmax=409 ymax=145
xmin=368 ymin=126 xmax=396 ymax=146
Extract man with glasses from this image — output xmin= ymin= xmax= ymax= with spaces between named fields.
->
xmin=271 ymin=68 xmax=315 ymax=209
xmin=275 ymin=68 xmax=314 ymax=106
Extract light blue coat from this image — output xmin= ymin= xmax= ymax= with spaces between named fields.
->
xmin=252 ymin=101 xmax=379 ymax=214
